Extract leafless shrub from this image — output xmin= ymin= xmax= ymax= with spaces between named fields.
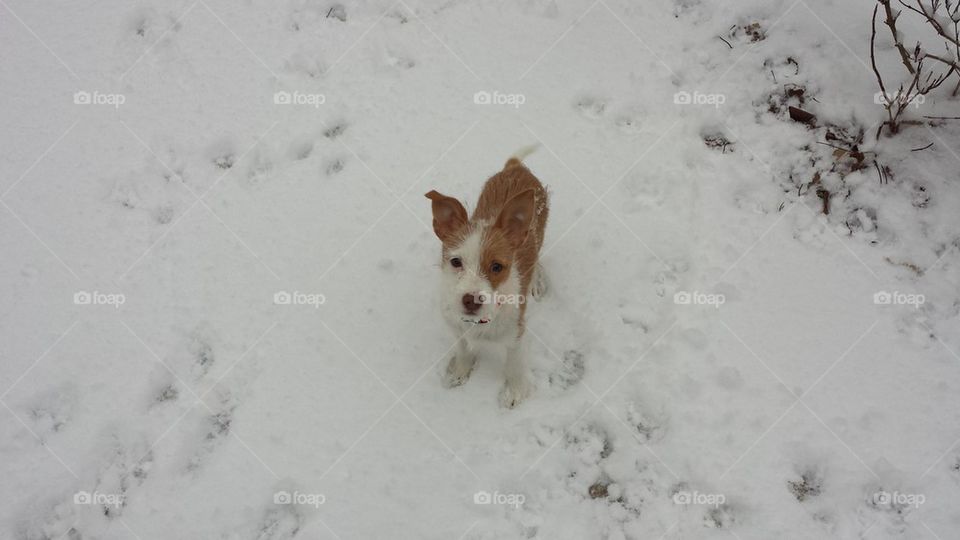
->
xmin=871 ymin=0 xmax=960 ymax=136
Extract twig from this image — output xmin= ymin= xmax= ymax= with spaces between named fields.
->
xmin=898 ymin=0 xmax=960 ymax=48
xmin=717 ymin=35 xmax=733 ymax=49
xmin=816 ymin=141 xmax=850 ymax=151
xmin=911 ymin=142 xmax=935 ymax=151
xmin=881 ymin=0 xmax=917 ymax=73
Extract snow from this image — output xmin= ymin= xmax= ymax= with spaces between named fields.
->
xmin=2 ymin=0 xmax=959 ymax=538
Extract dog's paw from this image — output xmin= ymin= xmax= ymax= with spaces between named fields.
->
xmin=442 ymin=355 xmax=475 ymax=388
xmin=530 ymin=264 xmax=549 ymax=300
xmin=499 ymin=381 xmax=531 ymax=409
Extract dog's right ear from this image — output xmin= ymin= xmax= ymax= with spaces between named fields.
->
xmin=425 ymin=190 xmax=468 ymax=243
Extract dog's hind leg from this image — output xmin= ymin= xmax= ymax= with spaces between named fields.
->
xmin=443 ymin=338 xmax=477 ymax=388
xmin=530 ymin=263 xmax=549 ymax=300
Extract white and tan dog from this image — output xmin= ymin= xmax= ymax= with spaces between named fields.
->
xmin=425 ymin=148 xmax=548 ymax=408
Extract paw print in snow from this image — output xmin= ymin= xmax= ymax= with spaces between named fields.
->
xmin=575 ymin=96 xmax=606 ymax=119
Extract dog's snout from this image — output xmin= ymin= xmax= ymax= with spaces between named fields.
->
xmin=462 ymin=292 xmax=483 ymax=314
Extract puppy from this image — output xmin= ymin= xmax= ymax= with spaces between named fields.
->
xmin=425 ymin=147 xmax=548 ymax=408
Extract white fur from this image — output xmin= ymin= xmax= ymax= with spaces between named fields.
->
xmin=439 ymin=224 xmax=529 ymax=406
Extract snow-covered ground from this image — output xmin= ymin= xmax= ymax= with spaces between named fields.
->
xmin=2 ymin=0 xmax=960 ymax=538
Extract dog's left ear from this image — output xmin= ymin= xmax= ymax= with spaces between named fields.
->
xmin=495 ymin=189 xmax=536 ymax=247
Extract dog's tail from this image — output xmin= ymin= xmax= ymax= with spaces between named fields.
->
xmin=504 ymin=143 xmax=540 ymax=169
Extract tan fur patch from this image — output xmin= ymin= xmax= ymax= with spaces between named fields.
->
xmin=479 ymin=228 xmax=514 ymax=290
xmin=474 ymin=160 xmax=549 ymax=295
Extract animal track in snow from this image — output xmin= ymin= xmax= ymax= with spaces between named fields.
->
xmin=704 ymin=504 xmax=736 ymax=528
xmin=564 ymin=421 xmax=613 ymax=462
xmin=548 ymin=349 xmax=585 ymax=390
xmin=186 ymin=401 xmax=236 ymax=473
xmin=325 ymin=157 xmax=345 ymax=176
xmin=386 ymin=52 xmax=416 ymax=69
xmin=188 ymin=327 xmax=216 ymax=379
xmin=625 ymin=401 xmax=667 ymax=443
xmin=27 ymin=386 xmax=77 ymax=436
xmin=89 ymin=437 xmax=155 ymax=519
xmin=323 ymin=122 xmax=347 ymax=140
xmin=290 ymin=138 xmax=314 ymax=161
xmin=574 ymin=96 xmax=606 ymax=119
xmin=614 ymin=114 xmax=642 ymax=134
xmin=787 ymin=468 xmax=823 ymax=502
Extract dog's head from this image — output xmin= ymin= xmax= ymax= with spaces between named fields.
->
xmin=425 ymin=189 xmax=535 ymax=326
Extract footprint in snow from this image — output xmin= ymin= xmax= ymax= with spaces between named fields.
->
xmin=291 ymin=138 xmax=314 ymax=161
xmin=564 ymin=421 xmax=613 ymax=461
xmin=625 ymin=401 xmax=667 ymax=443
xmin=387 ymin=9 xmax=409 ymax=24
xmin=186 ymin=401 xmax=235 ymax=473
xmin=86 ymin=435 xmax=155 ymax=519
xmin=255 ymin=504 xmax=304 ymax=540
xmin=323 ymin=122 xmax=347 ymax=139
xmin=282 ymin=51 xmax=328 ymax=78
xmin=26 ymin=385 xmax=77 ymax=437
xmin=188 ymin=327 xmax=216 ymax=379
xmin=325 ymin=158 xmax=345 ymax=176
xmin=326 ymin=4 xmax=347 ymax=22
xmin=206 ymin=139 xmax=237 ymax=171
xmin=386 ymin=52 xmax=416 ymax=70
xmin=574 ymin=96 xmax=606 ymax=119
xmin=787 ymin=468 xmax=823 ymax=502
xmin=614 ymin=113 xmax=643 ymax=134
xmin=547 ymin=349 xmax=585 ymax=390
xmin=704 ymin=504 xmax=736 ymax=528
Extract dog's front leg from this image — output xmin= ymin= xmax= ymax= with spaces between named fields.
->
xmin=443 ymin=337 xmax=476 ymax=388
xmin=499 ymin=339 xmax=531 ymax=408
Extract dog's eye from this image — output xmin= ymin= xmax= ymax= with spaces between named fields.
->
xmin=450 ymin=257 xmax=463 ymax=268
xmin=490 ymin=262 xmax=503 ymax=273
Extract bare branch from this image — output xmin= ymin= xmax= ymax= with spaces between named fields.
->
xmin=880 ymin=0 xmax=917 ymax=73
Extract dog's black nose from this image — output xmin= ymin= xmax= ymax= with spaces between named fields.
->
xmin=462 ymin=293 xmax=482 ymax=314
